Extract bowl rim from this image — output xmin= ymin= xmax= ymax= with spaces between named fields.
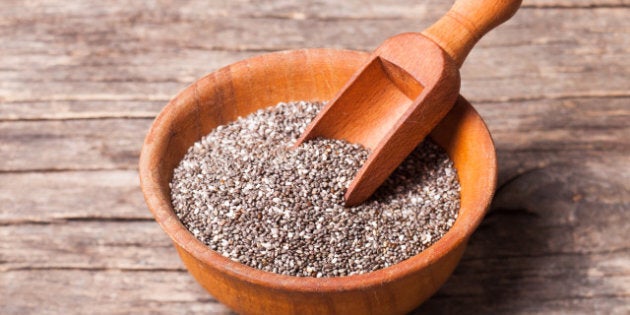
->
xmin=139 ymin=48 xmax=497 ymax=293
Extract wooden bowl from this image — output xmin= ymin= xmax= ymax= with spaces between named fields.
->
xmin=139 ymin=49 xmax=497 ymax=315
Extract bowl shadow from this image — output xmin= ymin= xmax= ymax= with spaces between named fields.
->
xmin=412 ymin=162 xmax=567 ymax=314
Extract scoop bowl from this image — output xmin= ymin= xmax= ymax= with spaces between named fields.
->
xmin=139 ymin=49 xmax=497 ymax=315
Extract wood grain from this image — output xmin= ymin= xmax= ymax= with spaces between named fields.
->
xmin=0 ymin=119 xmax=149 ymax=172
xmin=0 ymin=270 xmax=232 ymax=315
xmin=418 ymin=159 xmax=630 ymax=314
xmin=1 ymin=155 xmax=626 ymax=314
xmin=0 ymin=221 xmax=177 ymax=271
xmin=1 ymin=5 xmax=628 ymax=120
xmin=0 ymin=170 xmax=150 ymax=223
xmin=1 ymin=97 xmax=626 ymax=173
xmin=1 ymin=0 xmax=628 ymax=314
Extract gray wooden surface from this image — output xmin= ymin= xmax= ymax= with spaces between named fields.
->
xmin=1 ymin=0 xmax=628 ymax=314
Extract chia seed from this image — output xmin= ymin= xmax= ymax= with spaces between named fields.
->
xmin=170 ymin=101 xmax=460 ymax=277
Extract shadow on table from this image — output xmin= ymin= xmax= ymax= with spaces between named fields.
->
xmin=413 ymin=163 xmax=583 ymax=314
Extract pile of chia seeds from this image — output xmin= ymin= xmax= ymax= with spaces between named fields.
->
xmin=170 ymin=101 xmax=460 ymax=277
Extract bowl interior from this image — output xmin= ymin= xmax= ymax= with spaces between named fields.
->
xmin=139 ymin=48 xmax=496 ymax=291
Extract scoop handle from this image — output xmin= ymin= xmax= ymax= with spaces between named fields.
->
xmin=421 ymin=0 xmax=522 ymax=68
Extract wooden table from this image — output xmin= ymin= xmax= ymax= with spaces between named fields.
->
xmin=1 ymin=1 xmax=628 ymax=314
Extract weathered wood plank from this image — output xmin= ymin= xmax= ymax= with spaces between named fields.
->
xmin=1 ymin=6 xmax=613 ymax=55
xmin=1 ymin=158 xmax=627 ymax=314
xmin=1 ymin=7 xmax=628 ymax=119
xmin=0 ymin=118 xmax=150 ymax=172
xmin=1 ymin=168 xmax=626 ymax=271
xmin=527 ymin=0 xmax=630 ymax=7
xmin=1 ymin=97 xmax=627 ymax=172
xmin=0 ymin=163 xmax=626 ymax=304
xmin=1 ymin=94 xmax=627 ymax=219
xmin=0 ymin=269 xmax=232 ymax=315
xmin=0 ymin=0 xmax=626 ymax=23
xmin=0 ymin=221 xmax=180 ymax=271
xmin=1 ymin=0 xmax=629 ymax=314
xmin=0 ymin=151 xmax=626 ymax=225
xmin=0 ymin=100 xmax=165 ymax=121
xmin=417 ymin=160 xmax=630 ymax=314
xmin=0 ymin=0 xmax=449 ymax=22
xmin=0 ymin=170 xmax=150 ymax=223
xmin=479 ymin=97 xmax=630 ymax=153
xmin=1 ymin=254 xmax=627 ymax=315
xmin=0 ymin=145 xmax=618 ymax=311
xmin=418 ymin=252 xmax=630 ymax=314
xmin=479 ymin=164 xmax=628 ymax=259
xmin=2 ymin=158 xmax=626 ymax=268
xmin=0 ymin=151 xmax=627 ymax=223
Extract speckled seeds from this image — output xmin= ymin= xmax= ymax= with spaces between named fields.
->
xmin=170 ymin=101 xmax=460 ymax=277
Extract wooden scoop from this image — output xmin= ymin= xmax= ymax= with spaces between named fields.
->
xmin=296 ymin=0 xmax=521 ymax=206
